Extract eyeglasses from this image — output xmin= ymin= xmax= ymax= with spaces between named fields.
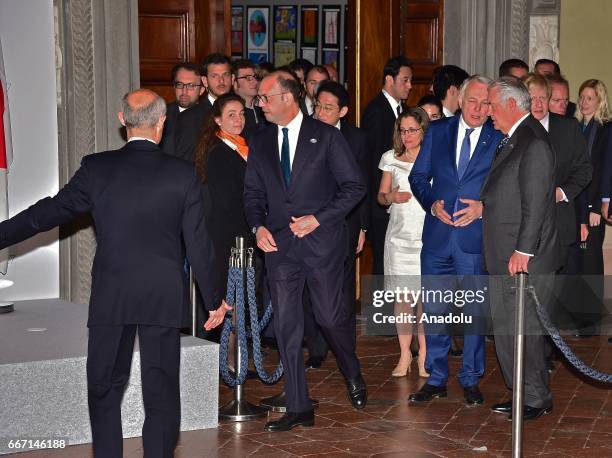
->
xmin=314 ymin=102 xmax=339 ymax=114
xmin=236 ymin=74 xmax=257 ymax=82
xmin=399 ymin=127 xmax=422 ymax=135
xmin=173 ymin=82 xmax=202 ymax=90
xmin=254 ymin=92 xmax=287 ymax=106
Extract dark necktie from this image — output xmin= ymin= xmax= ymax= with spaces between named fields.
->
xmin=280 ymin=127 xmax=291 ymax=187
xmin=495 ymin=135 xmax=510 ymax=157
xmin=457 ymin=128 xmax=474 ymax=180
xmin=396 ymin=105 xmax=402 ymax=117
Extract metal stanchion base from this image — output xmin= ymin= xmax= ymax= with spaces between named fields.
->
xmin=218 ymin=399 xmax=268 ymax=422
xmin=0 ymin=302 xmax=14 ymax=314
xmin=259 ymin=391 xmax=319 ymax=413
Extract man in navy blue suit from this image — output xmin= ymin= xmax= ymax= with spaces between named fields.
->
xmin=244 ymin=71 xmax=367 ymax=431
xmin=409 ymin=75 xmax=503 ymax=406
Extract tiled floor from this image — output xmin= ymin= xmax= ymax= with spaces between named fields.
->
xmin=8 ymin=329 xmax=612 ymax=457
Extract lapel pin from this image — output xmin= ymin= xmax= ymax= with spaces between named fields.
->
xmin=310 ymin=138 xmax=317 ymax=144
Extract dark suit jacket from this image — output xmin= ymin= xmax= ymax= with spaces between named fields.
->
xmin=243 ymin=115 xmax=366 ymax=270
xmin=340 ymin=121 xmax=369 ymax=246
xmin=481 ymin=115 xmax=561 ymax=274
xmin=361 ymin=92 xmax=405 ymax=223
xmin=409 ymin=116 xmax=502 ymax=254
xmin=0 ymin=140 xmax=218 ymax=327
xmin=159 ymin=101 xmax=180 ymax=157
xmin=242 ymin=105 xmax=268 ymax=141
xmin=547 ymin=113 xmax=592 ymax=245
xmin=174 ymin=96 xmax=213 ymax=162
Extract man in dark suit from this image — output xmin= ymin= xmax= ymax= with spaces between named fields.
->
xmin=535 ymin=60 xmax=576 ymax=117
xmin=482 ymin=77 xmax=561 ymax=421
xmin=302 ymin=65 xmax=330 ymax=117
xmin=301 ymin=80 xmax=369 ymax=367
xmin=232 ymin=59 xmax=267 ymax=139
xmin=432 ymin=65 xmax=469 ymax=118
xmin=244 ymin=71 xmax=367 ymax=431
xmin=409 ymin=76 xmax=502 ymax=406
xmin=361 ymin=56 xmax=412 ymax=274
xmin=174 ymin=53 xmax=233 ymax=162
xmin=0 ymin=89 xmax=229 ymax=456
xmin=159 ymin=62 xmax=205 ymax=157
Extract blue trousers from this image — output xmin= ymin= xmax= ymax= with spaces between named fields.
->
xmin=420 ymin=231 xmax=486 ymax=388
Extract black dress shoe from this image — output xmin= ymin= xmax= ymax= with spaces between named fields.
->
xmin=508 ymin=404 xmax=552 ymax=421
xmin=264 ymin=410 xmax=315 ymax=432
xmin=346 ymin=374 xmax=367 ymax=409
xmin=491 ymin=400 xmax=512 ymax=414
xmin=449 ymin=348 xmax=463 ymax=357
xmin=463 ymin=385 xmax=484 ymax=406
xmin=305 ymin=356 xmax=325 ymax=369
xmin=408 ymin=383 xmax=447 ymax=402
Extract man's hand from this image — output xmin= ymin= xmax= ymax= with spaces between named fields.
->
xmin=290 ymin=215 xmax=320 ymax=238
xmin=256 ymin=226 xmax=278 ymax=252
xmin=602 ymin=202 xmax=611 ymax=223
xmin=508 ymin=251 xmax=530 ymax=275
xmin=580 ymin=223 xmax=589 ymax=242
xmin=589 ymin=211 xmax=601 ymax=227
xmin=555 ymin=187 xmax=565 ymax=203
xmin=356 ymin=230 xmax=366 ymax=254
xmin=452 ymin=198 xmax=483 ymax=227
xmin=432 ymin=200 xmax=453 ymax=225
xmin=203 ymin=300 xmax=232 ymax=331
xmin=386 ymin=185 xmax=412 ymax=205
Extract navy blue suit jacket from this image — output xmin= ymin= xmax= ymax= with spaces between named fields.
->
xmin=409 ymin=116 xmax=502 ymax=254
xmin=243 ymin=116 xmax=366 ymax=270
xmin=0 ymin=140 xmax=219 ymax=327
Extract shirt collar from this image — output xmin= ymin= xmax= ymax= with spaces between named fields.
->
xmin=207 ymin=92 xmax=216 ymax=106
xmin=507 ymin=112 xmax=531 ymax=138
xmin=538 ymin=112 xmax=550 ymax=132
xmin=127 ymin=137 xmax=157 ymax=144
xmin=458 ymin=115 xmax=483 ymax=135
xmin=443 ymin=105 xmax=455 ymax=118
xmin=382 ymin=90 xmax=401 ymax=115
xmin=335 ymin=120 xmax=342 ymax=130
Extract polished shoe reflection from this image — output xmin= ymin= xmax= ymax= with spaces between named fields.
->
xmin=264 ymin=410 xmax=315 ymax=432
xmin=508 ymin=404 xmax=553 ymax=421
xmin=408 ymin=383 xmax=447 ymax=402
xmin=346 ymin=374 xmax=368 ymax=409
xmin=463 ymin=385 xmax=484 ymax=406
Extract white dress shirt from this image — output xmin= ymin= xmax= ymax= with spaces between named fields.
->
xmin=305 ymin=97 xmax=315 ymax=116
xmin=382 ymin=90 xmax=401 ymax=118
xmin=443 ymin=105 xmax=455 ymax=118
xmin=277 ymin=111 xmax=304 ymax=168
xmin=207 ymin=93 xmax=216 ymax=107
xmin=455 ymin=116 xmax=484 ymax=166
xmin=128 ymin=136 xmax=157 ymax=144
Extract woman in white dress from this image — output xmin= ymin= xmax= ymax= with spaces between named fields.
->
xmin=378 ymin=108 xmax=430 ymax=377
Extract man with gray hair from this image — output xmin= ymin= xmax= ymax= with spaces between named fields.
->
xmin=0 ymin=88 xmax=229 ymax=456
xmin=409 ymin=75 xmax=502 ymax=406
xmin=482 ymin=77 xmax=561 ymax=421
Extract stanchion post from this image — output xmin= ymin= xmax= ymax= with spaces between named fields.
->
xmin=190 ymin=268 xmax=197 ymax=336
xmin=512 ymin=272 xmax=526 ymax=458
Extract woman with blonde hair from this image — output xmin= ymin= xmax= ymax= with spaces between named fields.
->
xmin=378 ymin=107 xmax=430 ymax=377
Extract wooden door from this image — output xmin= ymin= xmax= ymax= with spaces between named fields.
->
xmin=138 ymin=0 xmax=231 ymax=101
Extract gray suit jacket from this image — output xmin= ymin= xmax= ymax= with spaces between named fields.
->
xmin=481 ymin=115 xmax=561 ymax=274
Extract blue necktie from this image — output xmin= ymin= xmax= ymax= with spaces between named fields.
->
xmin=457 ymin=128 xmax=474 ymax=180
xmin=280 ymin=127 xmax=291 ymax=187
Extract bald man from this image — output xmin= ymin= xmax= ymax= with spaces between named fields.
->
xmin=0 ymin=89 xmax=229 ymax=457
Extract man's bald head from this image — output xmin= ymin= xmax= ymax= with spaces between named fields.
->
xmin=120 ymin=89 xmax=166 ymax=129
xmin=257 ymin=71 xmax=301 ymax=126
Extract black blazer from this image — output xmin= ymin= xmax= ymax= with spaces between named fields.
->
xmin=0 ymin=140 xmax=218 ymax=327
xmin=175 ymin=96 xmax=213 ymax=162
xmin=548 ymin=113 xmax=592 ymax=245
xmin=159 ymin=101 xmax=180 ymax=157
xmin=242 ymin=106 xmax=268 ymax=141
xmin=243 ymin=116 xmax=366 ymax=270
xmin=340 ymin=121 xmax=369 ymax=244
xmin=481 ymin=115 xmax=561 ymax=274
xmin=360 ymin=92 xmax=405 ymax=222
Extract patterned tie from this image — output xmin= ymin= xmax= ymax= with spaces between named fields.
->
xmin=280 ymin=127 xmax=291 ymax=187
xmin=495 ymin=135 xmax=510 ymax=157
xmin=457 ymin=128 xmax=474 ymax=180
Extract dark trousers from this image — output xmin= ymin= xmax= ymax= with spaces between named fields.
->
xmin=87 ymin=325 xmax=181 ymax=458
xmin=489 ymin=273 xmax=554 ymax=408
xmin=369 ymin=216 xmax=388 ymax=275
xmin=268 ymin=255 xmax=360 ymax=412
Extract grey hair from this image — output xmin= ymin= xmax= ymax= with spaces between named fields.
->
xmin=458 ymin=75 xmax=493 ymax=100
xmin=489 ymin=77 xmax=531 ymax=111
xmin=121 ymin=91 xmax=166 ymax=128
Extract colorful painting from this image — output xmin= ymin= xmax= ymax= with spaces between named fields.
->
xmin=231 ymin=7 xmax=243 ymax=31
xmin=231 ymin=31 xmax=243 ymax=55
xmin=274 ymin=41 xmax=295 ymax=67
xmin=322 ymin=49 xmax=339 ymax=70
xmin=248 ymin=52 xmax=268 ymax=65
xmin=301 ymin=8 xmax=318 ymax=47
xmin=274 ymin=6 xmax=297 ymax=41
xmin=322 ymin=7 xmax=340 ymax=47
xmin=247 ymin=7 xmax=269 ymax=53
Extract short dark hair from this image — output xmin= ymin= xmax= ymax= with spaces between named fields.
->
xmin=535 ymin=58 xmax=561 ymax=75
xmin=288 ymin=58 xmax=314 ymax=77
xmin=171 ymin=62 xmax=201 ymax=81
xmin=306 ymin=65 xmax=330 ymax=81
xmin=275 ymin=71 xmax=302 ymax=103
xmin=417 ymin=94 xmax=444 ymax=115
xmin=231 ymin=59 xmax=255 ymax=77
xmin=201 ymin=53 xmax=231 ymax=76
xmin=316 ymin=80 xmax=349 ymax=109
xmin=499 ymin=58 xmax=529 ymax=78
xmin=432 ymin=65 xmax=469 ymax=100
xmin=383 ymin=56 xmax=413 ymax=84
xmin=546 ymin=73 xmax=569 ymax=90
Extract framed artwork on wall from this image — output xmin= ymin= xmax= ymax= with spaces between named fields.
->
xmin=301 ymin=48 xmax=317 ymax=65
xmin=301 ymin=7 xmax=318 ymax=48
xmin=321 ymin=6 xmax=341 ymax=48
xmin=322 ymin=49 xmax=339 ymax=70
xmin=273 ymin=6 xmax=297 ymax=42
xmin=231 ymin=6 xmax=244 ymax=56
xmin=274 ymin=41 xmax=296 ymax=67
xmin=247 ymin=6 xmax=269 ymax=62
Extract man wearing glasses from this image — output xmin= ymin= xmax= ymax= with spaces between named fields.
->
xmin=244 ymin=71 xmax=367 ymax=432
xmin=408 ymin=75 xmax=502 ymax=406
xmin=160 ymin=62 xmax=204 ymax=157
xmin=232 ymin=59 xmax=267 ymax=139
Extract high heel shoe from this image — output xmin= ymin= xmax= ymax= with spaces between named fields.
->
xmin=418 ymin=351 xmax=430 ymax=378
xmin=391 ymin=361 xmax=411 ymax=377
